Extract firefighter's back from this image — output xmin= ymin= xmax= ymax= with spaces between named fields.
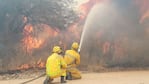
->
xmin=46 ymin=53 xmax=61 ymax=78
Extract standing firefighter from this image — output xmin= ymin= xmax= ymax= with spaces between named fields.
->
xmin=64 ymin=42 xmax=81 ymax=80
xmin=44 ymin=46 xmax=67 ymax=84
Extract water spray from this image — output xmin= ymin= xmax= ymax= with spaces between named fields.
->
xmin=78 ymin=3 xmax=108 ymax=53
xmin=78 ymin=3 xmax=98 ymax=53
xmin=78 ymin=27 xmax=86 ymax=53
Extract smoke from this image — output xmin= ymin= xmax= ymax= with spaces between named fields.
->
xmin=0 ymin=0 xmax=79 ymax=30
xmin=81 ymin=0 xmax=149 ymax=67
xmin=0 ymin=0 xmax=80 ymax=71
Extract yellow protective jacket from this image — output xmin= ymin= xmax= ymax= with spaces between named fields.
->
xmin=64 ymin=49 xmax=80 ymax=67
xmin=46 ymin=53 xmax=67 ymax=78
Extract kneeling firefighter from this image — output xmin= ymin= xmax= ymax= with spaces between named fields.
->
xmin=44 ymin=46 xmax=67 ymax=84
xmin=64 ymin=42 xmax=81 ymax=80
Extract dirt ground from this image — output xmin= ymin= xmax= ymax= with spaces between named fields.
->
xmin=0 ymin=70 xmax=149 ymax=84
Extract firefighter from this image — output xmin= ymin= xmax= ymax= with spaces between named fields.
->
xmin=44 ymin=46 xmax=67 ymax=84
xmin=64 ymin=42 xmax=81 ymax=80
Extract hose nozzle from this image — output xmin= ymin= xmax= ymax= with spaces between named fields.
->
xmin=78 ymin=48 xmax=80 ymax=53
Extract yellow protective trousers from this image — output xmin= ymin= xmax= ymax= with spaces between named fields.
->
xmin=67 ymin=67 xmax=81 ymax=79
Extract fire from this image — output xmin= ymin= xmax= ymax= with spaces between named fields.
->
xmin=37 ymin=58 xmax=45 ymax=68
xmin=78 ymin=0 xmax=107 ymax=20
xmin=22 ymin=24 xmax=44 ymax=54
xmin=23 ymin=24 xmax=33 ymax=34
xmin=16 ymin=0 xmax=149 ymax=70
xmin=17 ymin=58 xmax=45 ymax=70
xmin=135 ymin=0 xmax=149 ymax=23
xmin=17 ymin=64 xmax=30 ymax=70
xmin=19 ymin=0 xmax=135 ymax=70
xmin=22 ymin=24 xmax=59 ymax=54
xmin=78 ymin=0 xmax=99 ymax=19
xmin=22 ymin=0 xmax=109 ymax=54
xmin=40 ymin=24 xmax=59 ymax=37
xmin=20 ymin=23 xmax=59 ymax=70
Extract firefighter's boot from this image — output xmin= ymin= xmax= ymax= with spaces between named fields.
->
xmin=61 ymin=76 xmax=67 ymax=83
xmin=66 ymin=72 xmax=72 ymax=80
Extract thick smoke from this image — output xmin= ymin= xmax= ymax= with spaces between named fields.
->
xmin=0 ymin=0 xmax=79 ymax=71
xmin=81 ymin=0 xmax=149 ymax=68
xmin=0 ymin=0 xmax=78 ymax=30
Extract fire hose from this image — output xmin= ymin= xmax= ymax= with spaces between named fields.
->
xmin=20 ymin=73 xmax=46 ymax=84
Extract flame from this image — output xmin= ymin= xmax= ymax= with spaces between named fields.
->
xmin=40 ymin=24 xmax=59 ymax=37
xmin=78 ymin=0 xmax=107 ymax=20
xmin=22 ymin=24 xmax=59 ymax=54
xmin=17 ymin=64 xmax=30 ymax=70
xmin=23 ymin=24 xmax=33 ymax=34
xmin=37 ymin=58 xmax=45 ymax=68
xmin=16 ymin=0 xmax=149 ymax=69
xmin=135 ymin=0 xmax=149 ymax=23
xmin=17 ymin=58 xmax=45 ymax=70
xmin=21 ymin=23 xmax=60 ymax=70
xmin=22 ymin=24 xmax=44 ymax=53
xmin=19 ymin=0 xmax=119 ymax=69
xmin=78 ymin=0 xmax=99 ymax=19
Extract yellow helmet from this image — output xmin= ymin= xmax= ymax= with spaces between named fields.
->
xmin=71 ymin=42 xmax=79 ymax=50
xmin=52 ymin=46 xmax=62 ymax=53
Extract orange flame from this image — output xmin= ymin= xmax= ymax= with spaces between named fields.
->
xmin=17 ymin=64 xmax=30 ymax=70
xmin=37 ymin=58 xmax=45 ymax=68
xmin=135 ymin=0 xmax=149 ymax=23
xmin=40 ymin=24 xmax=59 ymax=37
xmin=22 ymin=24 xmax=59 ymax=54
xmin=23 ymin=24 xmax=33 ymax=34
xmin=17 ymin=58 xmax=45 ymax=70
xmin=78 ymin=0 xmax=99 ymax=19
xmin=22 ymin=24 xmax=44 ymax=54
